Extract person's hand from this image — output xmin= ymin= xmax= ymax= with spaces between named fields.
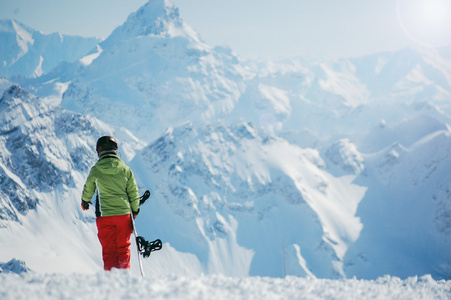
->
xmin=132 ymin=209 xmax=139 ymax=219
xmin=81 ymin=200 xmax=92 ymax=211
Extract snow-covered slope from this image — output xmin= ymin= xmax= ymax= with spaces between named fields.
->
xmin=0 ymin=0 xmax=450 ymax=281
xmin=0 ymin=82 xmax=144 ymax=273
xmin=0 ymin=82 xmax=100 ymax=272
xmin=243 ymin=49 xmax=451 ymax=145
xmin=344 ymin=117 xmax=451 ymax=279
xmin=60 ymin=0 xmax=251 ymax=142
xmin=130 ymin=122 xmax=366 ymax=278
xmin=0 ymin=19 xmax=99 ymax=78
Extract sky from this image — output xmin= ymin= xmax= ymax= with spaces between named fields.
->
xmin=1 ymin=0 xmax=451 ymax=60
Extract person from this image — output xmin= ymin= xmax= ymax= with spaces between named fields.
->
xmin=81 ymin=136 xmax=140 ymax=271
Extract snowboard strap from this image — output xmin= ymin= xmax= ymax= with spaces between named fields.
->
xmin=139 ymin=190 xmax=151 ymax=205
xmin=136 ymin=237 xmax=162 ymax=258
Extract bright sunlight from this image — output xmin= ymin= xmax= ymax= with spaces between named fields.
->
xmin=397 ymin=0 xmax=451 ymax=47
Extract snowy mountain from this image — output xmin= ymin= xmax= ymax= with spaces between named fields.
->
xmin=130 ymin=122 xmax=366 ymax=278
xmin=343 ymin=116 xmax=451 ymax=279
xmin=0 ymin=80 xmax=143 ymax=273
xmin=0 ymin=0 xmax=450 ymax=281
xmin=0 ymin=19 xmax=99 ymax=78
xmin=243 ymin=48 xmax=451 ymax=146
xmin=0 ymin=258 xmax=31 ymax=274
xmin=57 ymin=0 xmax=251 ymax=142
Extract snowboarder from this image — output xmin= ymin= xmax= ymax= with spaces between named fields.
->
xmin=81 ymin=136 xmax=140 ymax=271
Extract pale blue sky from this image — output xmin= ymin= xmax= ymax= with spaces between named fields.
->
xmin=1 ymin=0 xmax=450 ymax=60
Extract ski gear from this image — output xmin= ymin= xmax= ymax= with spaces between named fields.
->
xmin=96 ymin=214 xmax=133 ymax=271
xmin=96 ymin=136 xmax=118 ymax=153
xmin=130 ymin=207 xmax=145 ymax=276
xmin=139 ymin=190 xmax=151 ymax=205
xmin=81 ymin=199 xmax=92 ymax=210
xmin=81 ymin=137 xmax=141 ymax=272
xmin=130 ymin=189 xmax=162 ymax=276
xmin=82 ymin=153 xmax=140 ymax=217
xmin=136 ymin=237 xmax=162 ymax=258
xmin=130 ymin=190 xmax=150 ymax=218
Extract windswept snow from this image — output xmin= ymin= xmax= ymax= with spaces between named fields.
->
xmin=0 ymin=270 xmax=449 ymax=300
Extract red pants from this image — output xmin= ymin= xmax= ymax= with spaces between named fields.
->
xmin=96 ymin=214 xmax=133 ymax=271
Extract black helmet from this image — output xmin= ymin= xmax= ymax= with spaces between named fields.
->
xmin=96 ymin=136 xmax=118 ymax=153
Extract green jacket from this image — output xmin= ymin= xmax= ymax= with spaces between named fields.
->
xmin=82 ymin=154 xmax=140 ymax=217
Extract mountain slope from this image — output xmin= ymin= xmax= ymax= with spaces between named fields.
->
xmin=130 ymin=122 xmax=366 ymax=278
xmin=344 ymin=118 xmax=451 ymax=279
xmin=246 ymin=49 xmax=451 ymax=146
xmin=0 ymin=82 xmax=144 ymax=273
xmin=60 ymin=0 xmax=251 ymax=142
xmin=0 ymin=19 xmax=99 ymax=78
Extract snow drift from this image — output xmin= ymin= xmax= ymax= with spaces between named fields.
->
xmin=0 ymin=270 xmax=450 ymax=300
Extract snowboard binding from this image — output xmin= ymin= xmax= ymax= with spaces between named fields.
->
xmin=136 ymin=236 xmax=162 ymax=258
xmin=139 ymin=190 xmax=151 ymax=205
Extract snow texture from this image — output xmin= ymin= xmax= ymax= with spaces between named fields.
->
xmin=0 ymin=270 xmax=449 ymax=300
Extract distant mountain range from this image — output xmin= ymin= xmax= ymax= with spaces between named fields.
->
xmin=0 ymin=19 xmax=99 ymax=78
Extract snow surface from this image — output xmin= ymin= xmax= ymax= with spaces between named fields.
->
xmin=0 ymin=270 xmax=450 ymax=300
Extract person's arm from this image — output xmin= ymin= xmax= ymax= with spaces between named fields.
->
xmin=127 ymin=169 xmax=140 ymax=217
xmin=81 ymin=167 xmax=96 ymax=209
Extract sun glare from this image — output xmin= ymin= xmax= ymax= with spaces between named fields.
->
xmin=397 ymin=0 xmax=451 ymax=47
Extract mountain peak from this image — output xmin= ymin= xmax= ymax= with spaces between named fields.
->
xmin=1 ymin=84 xmax=33 ymax=106
xmin=0 ymin=19 xmax=34 ymax=63
xmin=0 ymin=259 xmax=32 ymax=274
xmin=124 ymin=0 xmax=181 ymax=34
xmin=102 ymin=0 xmax=186 ymax=46
xmin=0 ymin=19 xmax=33 ymax=34
xmin=0 ymin=84 xmax=48 ymax=136
xmin=0 ymin=19 xmax=99 ymax=78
